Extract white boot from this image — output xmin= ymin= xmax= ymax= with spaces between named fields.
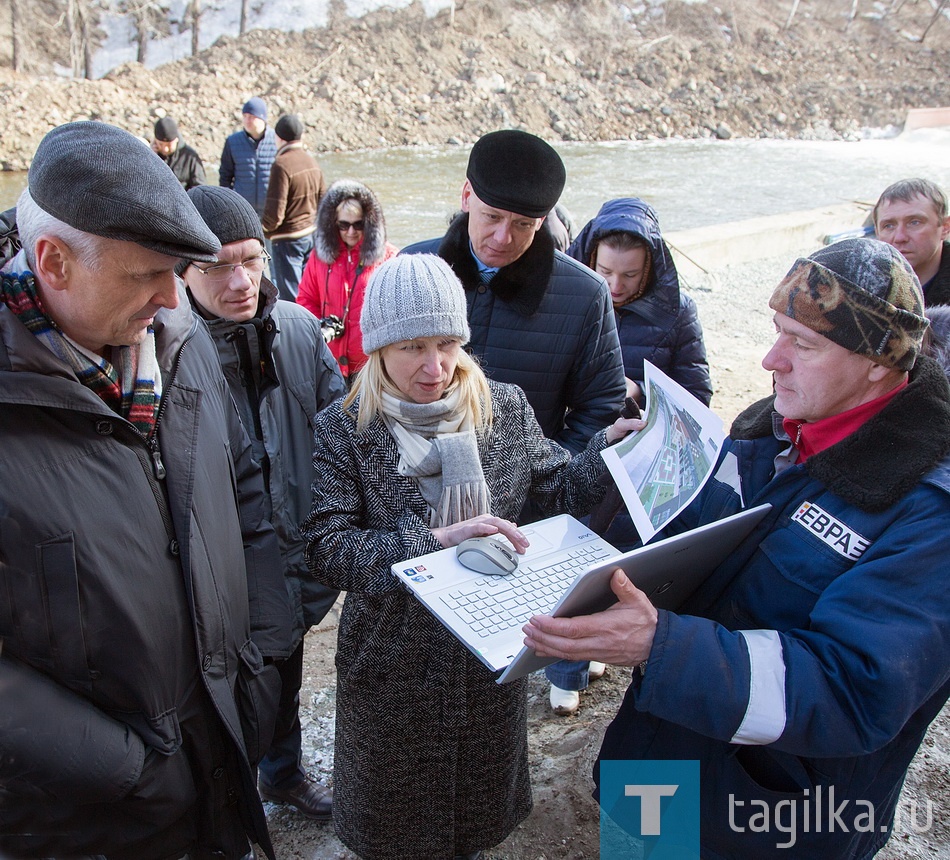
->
xmin=549 ymin=684 xmax=580 ymax=715
xmin=588 ymin=661 xmax=607 ymax=680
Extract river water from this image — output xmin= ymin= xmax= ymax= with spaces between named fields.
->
xmin=1 ymin=129 xmax=948 ymax=248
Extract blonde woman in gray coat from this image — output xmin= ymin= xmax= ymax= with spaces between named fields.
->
xmin=302 ymin=254 xmax=640 ymax=860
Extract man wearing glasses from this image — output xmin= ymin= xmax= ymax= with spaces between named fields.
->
xmin=181 ymin=185 xmax=346 ymax=821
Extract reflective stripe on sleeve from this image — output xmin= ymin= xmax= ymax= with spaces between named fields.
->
xmin=730 ymin=629 xmax=787 ymax=745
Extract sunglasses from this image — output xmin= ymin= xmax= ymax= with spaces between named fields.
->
xmin=337 ymin=220 xmax=365 ymax=232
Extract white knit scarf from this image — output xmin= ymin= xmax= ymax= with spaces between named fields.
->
xmin=380 ymin=385 xmax=491 ymax=528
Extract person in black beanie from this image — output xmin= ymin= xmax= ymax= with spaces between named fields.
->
xmin=181 ymin=185 xmax=344 ymax=821
xmin=152 ymin=114 xmax=206 ymax=191
xmin=0 ymin=120 xmax=293 ymax=860
xmin=261 ymin=114 xmax=326 ymax=301
xmin=401 ymin=129 xmax=625 ymax=457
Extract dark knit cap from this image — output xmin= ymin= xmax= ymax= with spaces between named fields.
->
xmin=275 ymin=114 xmax=304 ymax=142
xmin=28 ymin=121 xmax=220 ymax=262
xmin=466 ymin=130 xmax=566 ymax=219
xmin=177 ymin=186 xmax=264 ymax=275
xmin=769 ymin=237 xmax=928 ymax=371
xmin=153 ymin=116 xmax=179 ymax=141
xmin=242 ymin=97 xmax=267 ymax=121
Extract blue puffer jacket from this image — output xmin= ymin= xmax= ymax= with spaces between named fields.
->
xmin=596 ymin=357 xmax=950 ymax=859
xmin=219 ymin=128 xmax=278 ymax=217
xmin=569 ymin=198 xmax=712 ymax=405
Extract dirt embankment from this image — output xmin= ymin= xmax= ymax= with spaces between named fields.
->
xmin=1 ymin=0 xmax=949 ymax=171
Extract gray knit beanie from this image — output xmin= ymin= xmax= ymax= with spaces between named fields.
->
xmin=361 ymin=254 xmax=471 ymax=353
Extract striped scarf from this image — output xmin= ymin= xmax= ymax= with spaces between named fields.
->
xmin=380 ymin=384 xmax=491 ymax=528
xmin=0 ymin=271 xmax=161 ymax=435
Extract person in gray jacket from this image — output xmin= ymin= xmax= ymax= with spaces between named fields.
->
xmin=0 ymin=122 xmax=292 ymax=859
xmin=182 ymin=185 xmax=346 ymax=820
xmin=401 ymin=129 xmax=625 ymax=455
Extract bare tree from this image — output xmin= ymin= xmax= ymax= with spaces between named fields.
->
xmin=188 ymin=0 xmax=200 ymax=55
xmin=117 ymin=0 xmax=169 ymax=64
xmin=239 ymin=0 xmax=249 ymax=35
xmin=10 ymin=0 xmax=24 ymax=71
xmin=784 ymin=0 xmax=801 ymax=29
xmin=920 ymin=0 xmax=949 ymax=43
xmin=66 ymin=0 xmax=95 ymax=78
xmin=845 ymin=0 xmax=860 ymax=31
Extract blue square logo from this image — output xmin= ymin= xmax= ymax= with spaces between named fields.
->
xmin=600 ymin=760 xmax=699 ymax=860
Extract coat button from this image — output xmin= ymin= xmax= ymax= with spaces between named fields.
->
xmin=95 ymin=420 xmax=114 ymax=435
xmin=168 ymin=539 xmax=180 ymax=556
xmin=477 ymin=284 xmax=487 ymax=294
xmin=202 ymin=654 xmax=213 ymax=671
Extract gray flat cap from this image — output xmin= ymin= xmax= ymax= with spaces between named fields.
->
xmin=28 ymin=121 xmax=221 ymax=262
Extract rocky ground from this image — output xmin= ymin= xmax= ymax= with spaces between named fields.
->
xmin=1 ymin=0 xmax=950 ymax=170
xmin=265 ymin=248 xmax=950 ymax=859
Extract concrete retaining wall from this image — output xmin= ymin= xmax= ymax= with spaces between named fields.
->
xmin=666 ymin=202 xmax=871 ymax=280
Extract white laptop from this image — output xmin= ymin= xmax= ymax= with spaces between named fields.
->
xmin=392 ymin=504 xmax=771 ymax=681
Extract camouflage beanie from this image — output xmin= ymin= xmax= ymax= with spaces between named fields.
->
xmin=768 ymin=237 xmax=928 ymax=371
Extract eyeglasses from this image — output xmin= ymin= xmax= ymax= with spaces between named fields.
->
xmin=337 ymin=220 xmax=364 ymax=232
xmin=192 ymin=252 xmax=270 ymax=282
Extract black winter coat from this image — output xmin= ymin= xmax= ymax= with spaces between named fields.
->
xmin=569 ymin=197 xmax=712 ymax=405
xmin=0 ymin=281 xmax=292 ymax=860
xmin=157 ymin=139 xmax=206 ymax=191
xmin=403 ymin=214 xmax=625 ymax=453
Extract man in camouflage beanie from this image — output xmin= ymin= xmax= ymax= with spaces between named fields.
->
xmin=768 ymin=237 xmax=928 ymax=371
xmin=523 ymin=236 xmax=950 ymax=858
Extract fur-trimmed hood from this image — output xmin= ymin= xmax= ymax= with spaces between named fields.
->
xmin=568 ymin=197 xmax=681 ymax=322
xmin=730 ymin=355 xmax=950 ymax=512
xmin=314 ymin=179 xmax=388 ymax=266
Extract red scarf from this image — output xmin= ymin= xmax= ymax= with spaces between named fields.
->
xmin=782 ymin=381 xmax=907 ymax=463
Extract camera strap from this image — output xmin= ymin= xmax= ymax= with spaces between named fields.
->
xmin=323 ymin=261 xmax=365 ymax=326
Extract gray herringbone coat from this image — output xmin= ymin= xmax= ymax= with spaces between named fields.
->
xmin=302 ymin=380 xmax=610 ymax=859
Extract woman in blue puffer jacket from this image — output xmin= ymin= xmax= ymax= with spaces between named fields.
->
xmin=568 ymin=197 xmax=712 ymax=406
xmin=548 ymin=198 xmax=714 ymax=715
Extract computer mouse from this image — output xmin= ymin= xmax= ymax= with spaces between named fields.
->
xmin=455 ymin=536 xmax=519 ymax=576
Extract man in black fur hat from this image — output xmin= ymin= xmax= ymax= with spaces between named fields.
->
xmin=402 ymin=129 xmax=625 ymax=455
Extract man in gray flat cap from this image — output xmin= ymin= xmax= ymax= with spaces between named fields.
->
xmin=0 ymin=121 xmax=293 ymax=860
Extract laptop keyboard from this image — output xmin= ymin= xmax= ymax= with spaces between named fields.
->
xmin=438 ymin=542 xmax=615 ymax=638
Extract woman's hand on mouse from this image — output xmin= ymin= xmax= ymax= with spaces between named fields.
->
xmin=432 ymin=515 xmax=529 ymax=553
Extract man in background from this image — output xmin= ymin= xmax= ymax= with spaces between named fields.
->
xmin=874 ymin=177 xmax=950 ymax=305
xmin=152 ymin=114 xmax=206 ymax=190
xmin=262 ymin=114 xmax=327 ymax=300
xmin=220 ymin=96 xmax=277 ymax=220
xmin=183 ymin=184 xmax=345 ymax=820
xmin=0 ymin=120 xmax=291 ymax=859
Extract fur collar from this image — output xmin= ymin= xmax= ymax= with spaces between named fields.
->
xmin=730 ymin=356 xmax=950 ymax=511
xmin=437 ymin=213 xmax=556 ymax=316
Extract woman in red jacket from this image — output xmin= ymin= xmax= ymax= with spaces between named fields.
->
xmin=297 ymin=179 xmax=398 ymax=380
